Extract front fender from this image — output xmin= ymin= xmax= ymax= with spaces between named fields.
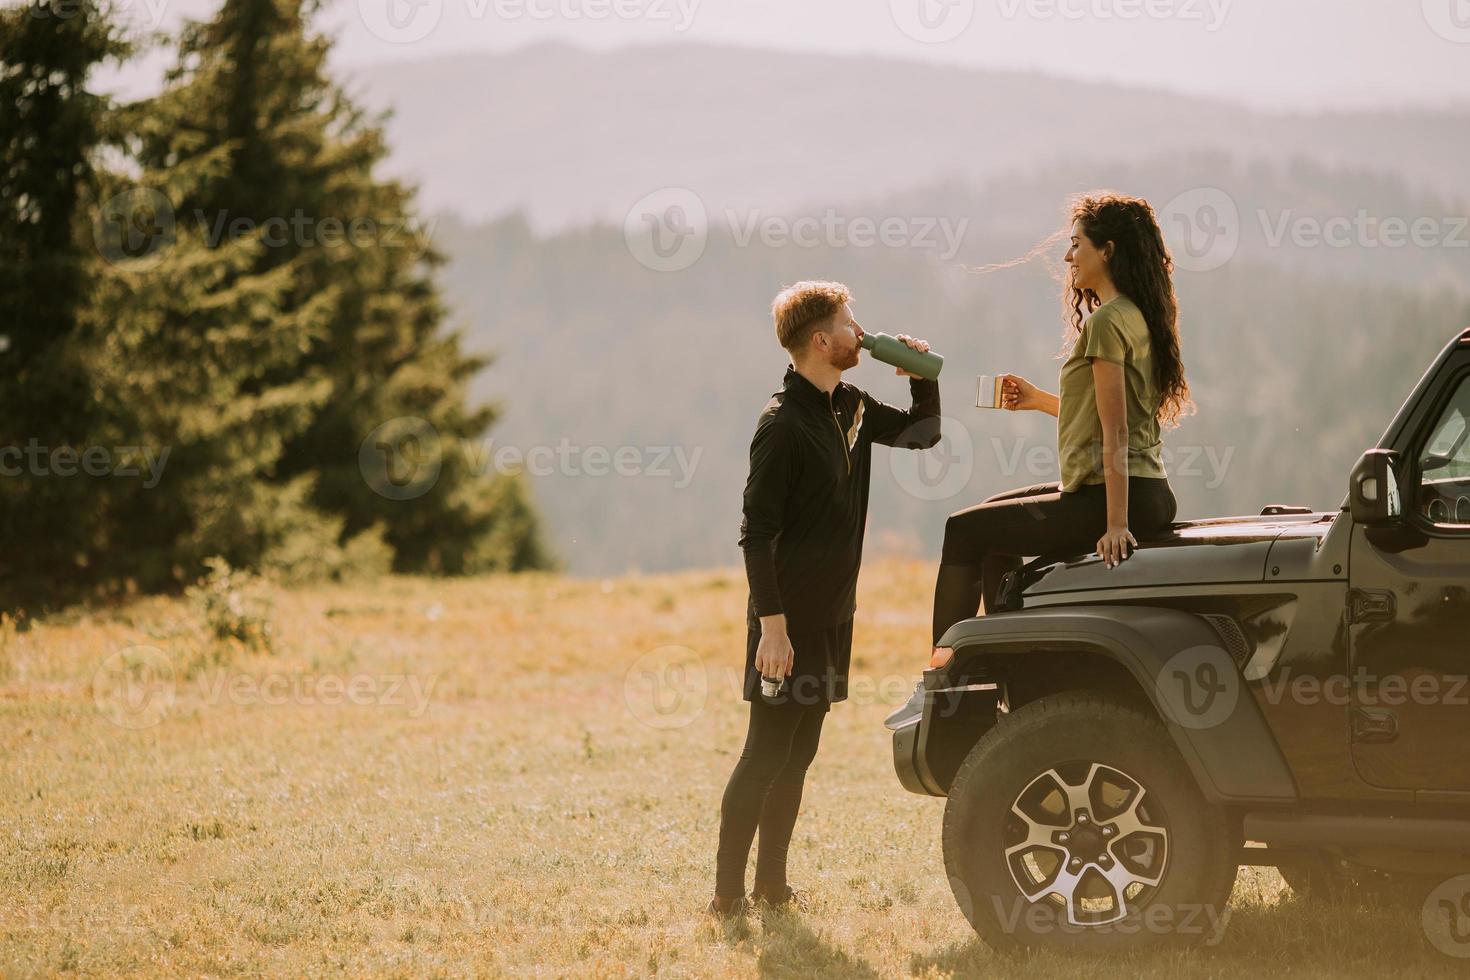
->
xmin=933 ymin=605 xmax=1298 ymax=805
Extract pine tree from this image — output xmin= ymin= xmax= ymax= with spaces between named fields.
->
xmin=80 ymin=172 xmax=337 ymax=588
xmin=136 ymin=0 xmax=549 ymax=574
xmin=0 ymin=0 xmax=128 ymax=607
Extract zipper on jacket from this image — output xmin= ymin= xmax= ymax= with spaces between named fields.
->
xmin=829 ymin=394 xmax=851 ymax=475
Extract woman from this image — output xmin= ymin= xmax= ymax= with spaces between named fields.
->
xmin=928 ymin=192 xmax=1192 ymax=668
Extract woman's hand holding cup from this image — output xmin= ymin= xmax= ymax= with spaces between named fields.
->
xmin=999 ymin=374 xmax=1042 ymax=412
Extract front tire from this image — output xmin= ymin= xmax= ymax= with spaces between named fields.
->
xmin=942 ymin=691 xmax=1237 ymax=952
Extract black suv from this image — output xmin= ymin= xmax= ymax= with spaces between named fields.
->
xmin=890 ymin=328 xmax=1470 ymax=951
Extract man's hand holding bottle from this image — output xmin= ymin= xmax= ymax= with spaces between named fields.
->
xmin=755 ymin=614 xmax=794 ymax=693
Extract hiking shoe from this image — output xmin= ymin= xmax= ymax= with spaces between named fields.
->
xmin=706 ymin=895 xmax=748 ymax=918
xmin=884 ymin=680 xmax=925 ymax=730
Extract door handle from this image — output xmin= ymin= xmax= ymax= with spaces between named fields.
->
xmin=1346 ymin=589 xmax=1396 ymax=625
xmin=1351 ymin=707 xmax=1399 ymax=744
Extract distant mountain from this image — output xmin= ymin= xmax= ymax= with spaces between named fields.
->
xmin=432 ymin=155 xmax=1470 ymax=575
xmin=340 ymin=40 xmax=1470 ymax=575
xmin=346 ymin=41 xmax=1470 ymax=231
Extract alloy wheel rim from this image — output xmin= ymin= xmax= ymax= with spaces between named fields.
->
xmin=1001 ymin=761 xmax=1170 ymax=927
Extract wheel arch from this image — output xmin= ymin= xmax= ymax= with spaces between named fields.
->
xmin=928 ymin=605 xmax=1299 ymax=805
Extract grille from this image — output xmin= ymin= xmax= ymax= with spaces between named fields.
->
xmin=1202 ymin=614 xmax=1251 ymax=666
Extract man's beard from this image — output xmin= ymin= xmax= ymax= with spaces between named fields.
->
xmin=832 ymin=341 xmax=860 ymax=371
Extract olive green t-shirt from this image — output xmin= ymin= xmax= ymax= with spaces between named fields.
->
xmin=1057 ymin=295 xmax=1166 ymax=492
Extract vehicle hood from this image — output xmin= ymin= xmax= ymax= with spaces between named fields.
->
xmin=1016 ymin=511 xmax=1337 ymax=597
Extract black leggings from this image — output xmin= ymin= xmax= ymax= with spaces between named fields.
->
xmin=714 ymin=698 xmax=827 ymax=900
xmin=932 ymin=478 xmax=1177 ymax=644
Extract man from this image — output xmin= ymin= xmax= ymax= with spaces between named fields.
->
xmin=710 ymin=280 xmax=941 ymax=916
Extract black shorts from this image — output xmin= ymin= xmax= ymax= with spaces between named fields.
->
xmin=742 ymin=618 xmax=854 ymax=711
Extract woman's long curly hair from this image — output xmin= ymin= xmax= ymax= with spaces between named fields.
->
xmin=1067 ymin=193 xmax=1193 ymax=428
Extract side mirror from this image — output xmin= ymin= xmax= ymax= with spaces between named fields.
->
xmin=1349 ymin=449 xmax=1403 ymax=526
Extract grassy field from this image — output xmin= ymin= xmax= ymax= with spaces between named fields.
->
xmin=1 ymin=558 xmax=1463 ymax=977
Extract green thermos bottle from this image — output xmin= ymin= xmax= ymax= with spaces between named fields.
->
xmin=859 ymin=332 xmax=943 ymax=380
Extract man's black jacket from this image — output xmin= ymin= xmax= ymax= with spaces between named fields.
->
xmin=739 ymin=365 xmax=942 ymax=633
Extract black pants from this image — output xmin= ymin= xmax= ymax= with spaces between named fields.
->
xmin=932 ymin=478 xmax=1177 ymax=644
xmin=714 ymin=697 xmax=827 ymax=900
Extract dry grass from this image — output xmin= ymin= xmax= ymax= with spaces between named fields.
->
xmin=0 ymin=558 xmax=1462 ymax=977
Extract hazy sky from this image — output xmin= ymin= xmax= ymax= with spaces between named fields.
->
xmin=100 ymin=0 xmax=1470 ymax=111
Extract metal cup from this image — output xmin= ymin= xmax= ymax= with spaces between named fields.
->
xmin=976 ymin=374 xmax=1006 ymax=410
